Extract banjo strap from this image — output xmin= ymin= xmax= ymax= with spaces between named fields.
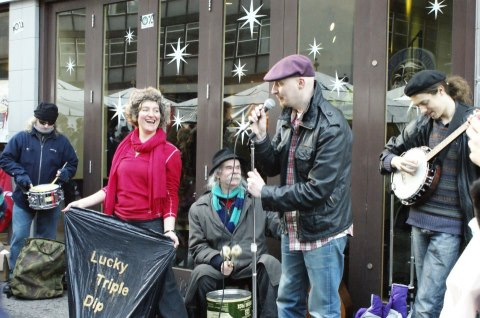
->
xmin=434 ymin=104 xmax=464 ymax=167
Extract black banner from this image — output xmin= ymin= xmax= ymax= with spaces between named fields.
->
xmin=64 ymin=208 xmax=175 ymax=317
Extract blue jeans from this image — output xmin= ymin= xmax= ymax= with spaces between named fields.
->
xmin=411 ymin=226 xmax=461 ymax=318
xmin=277 ymin=234 xmax=347 ymax=318
xmin=9 ymin=203 xmax=61 ymax=274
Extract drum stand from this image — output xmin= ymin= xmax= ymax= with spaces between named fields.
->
xmin=249 ymin=139 xmax=258 ymax=318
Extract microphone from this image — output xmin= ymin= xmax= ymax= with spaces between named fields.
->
xmin=242 ymin=98 xmax=276 ymax=138
xmin=246 ymin=98 xmax=276 ymax=127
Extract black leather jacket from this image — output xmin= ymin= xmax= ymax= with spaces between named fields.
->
xmin=255 ymin=81 xmax=353 ymax=242
xmin=379 ymin=102 xmax=480 ymax=240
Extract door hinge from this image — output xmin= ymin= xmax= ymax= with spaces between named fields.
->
xmin=208 ymin=0 xmax=212 ymax=12
xmin=89 ymin=160 xmax=92 ymax=174
xmin=91 ymin=14 xmax=95 ymax=28
xmin=206 ymin=84 xmax=210 ymax=100
xmin=90 ymin=90 xmax=94 ymax=103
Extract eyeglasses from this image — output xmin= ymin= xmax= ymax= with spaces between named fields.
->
xmin=38 ymin=119 xmax=54 ymax=126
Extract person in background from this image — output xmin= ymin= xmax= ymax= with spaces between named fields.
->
xmin=63 ymin=87 xmax=187 ymax=318
xmin=439 ymin=112 xmax=480 ymax=317
xmin=0 ymin=102 xmax=78 ymax=295
xmin=379 ymin=70 xmax=479 ymax=318
xmin=246 ymin=54 xmax=353 ymax=318
xmin=185 ymin=148 xmax=281 ymax=318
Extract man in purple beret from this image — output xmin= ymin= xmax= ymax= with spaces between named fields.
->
xmin=379 ymin=70 xmax=478 ymax=317
xmin=246 ymin=54 xmax=353 ymax=317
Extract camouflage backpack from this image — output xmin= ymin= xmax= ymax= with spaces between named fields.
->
xmin=11 ymin=238 xmax=65 ymax=299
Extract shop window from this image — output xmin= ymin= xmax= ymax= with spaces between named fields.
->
xmin=298 ymin=0 xmax=354 ymax=123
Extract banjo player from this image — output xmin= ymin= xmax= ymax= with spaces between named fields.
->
xmin=379 ymin=70 xmax=480 ymax=318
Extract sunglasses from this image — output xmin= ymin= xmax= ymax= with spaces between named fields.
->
xmin=38 ymin=119 xmax=54 ymax=126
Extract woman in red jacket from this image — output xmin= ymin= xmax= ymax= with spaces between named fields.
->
xmin=64 ymin=87 xmax=186 ymax=317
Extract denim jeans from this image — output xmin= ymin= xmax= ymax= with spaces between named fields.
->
xmin=277 ymin=234 xmax=347 ymax=318
xmin=411 ymin=226 xmax=461 ymax=318
xmin=9 ymin=203 xmax=61 ymax=274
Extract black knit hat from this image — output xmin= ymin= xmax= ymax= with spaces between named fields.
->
xmin=404 ymin=70 xmax=446 ymax=97
xmin=34 ymin=102 xmax=59 ymax=124
xmin=209 ymin=148 xmax=242 ymax=176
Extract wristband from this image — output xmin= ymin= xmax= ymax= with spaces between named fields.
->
xmin=164 ymin=230 xmax=175 ymax=235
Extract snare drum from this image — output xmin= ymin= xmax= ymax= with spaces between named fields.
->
xmin=27 ymin=184 xmax=64 ymax=210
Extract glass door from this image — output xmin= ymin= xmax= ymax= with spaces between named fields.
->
xmin=222 ymin=0 xmax=271 ymax=168
xmin=55 ymin=8 xmax=86 ymax=241
xmin=102 ymin=0 xmax=139 ymax=182
xmin=159 ymin=0 xmax=200 ymax=268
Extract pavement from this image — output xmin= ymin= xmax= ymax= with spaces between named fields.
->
xmin=0 ymin=281 xmax=68 ymax=318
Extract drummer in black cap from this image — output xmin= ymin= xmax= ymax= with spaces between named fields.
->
xmin=379 ymin=70 xmax=478 ymax=317
xmin=0 ymin=101 xmax=78 ymax=295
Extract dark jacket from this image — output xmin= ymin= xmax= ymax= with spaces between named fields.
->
xmin=255 ymin=81 xmax=353 ymax=242
xmin=379 ymin=102 xmax=480 ymax=240
xmin=185 ymin=191 xmax=282 ymax=306
xmin=0 ymin=128 xmax=78 ymax=210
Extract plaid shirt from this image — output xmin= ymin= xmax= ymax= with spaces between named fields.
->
xmin=285 ymin=111 xmax=352 ymax=251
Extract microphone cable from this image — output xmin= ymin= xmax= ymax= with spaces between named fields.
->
xmin=217 ymin=128 xmax=243 ymax=318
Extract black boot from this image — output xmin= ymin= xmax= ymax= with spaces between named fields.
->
xmin=2 ymin=282 xmax=12 ymax=298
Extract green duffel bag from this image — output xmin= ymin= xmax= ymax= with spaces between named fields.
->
xmin=11 ymin=238 xmax=65 ymax=299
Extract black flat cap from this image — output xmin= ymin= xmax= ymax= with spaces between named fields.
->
xmin=264 ymin=54 xmax=315 ymax=82
xmin=404 ymin=70 xmax=446 ymax=97
xmin=209 ymin=148 xmax=242 ymax=176
xmin=34 ymin=102 xmax=59 ymax=124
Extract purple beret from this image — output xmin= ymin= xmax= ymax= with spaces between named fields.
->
xmin=404 ymin=70 xmax=446 ymax=97
xmin=264 ymin=54 xmax=315 ymax=82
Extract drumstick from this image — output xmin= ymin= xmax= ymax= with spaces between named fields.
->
xmin=51 ymin=162 xmax=68 ymax=184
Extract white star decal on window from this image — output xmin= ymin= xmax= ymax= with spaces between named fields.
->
xmin=329 ymin=71 xmax=347 ymax=97
xmin=237 ymin=0 xmax=266 ymax=39
xmin=125 ymin=28 xmax=135 ymax=45
xmin=426 ymin=0 xmax=446 ymax=19
xmin=233 ymin=113 xmax=251 ymax=145
xmin=232 ymin=59 xmax=248 ymax=83
xmin=109 ymin=95 xmax=126 ymax=122
xmin=172 ymin=110 xmax=184 ymax=130
xmin=66 ymin=57 xmax=76 ymax=75
xmin=167 ymin=38 xmax=191 ymax=75
xmin=307 ymin=38 xmax=323 ymax=60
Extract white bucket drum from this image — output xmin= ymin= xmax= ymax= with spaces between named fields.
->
xmin=206 ymin=289 xmax=252 ymax=318
xmin=27 ymin=184 xmax=64 ymax=210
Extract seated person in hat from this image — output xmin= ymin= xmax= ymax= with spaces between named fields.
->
xmin=379 ymin=71 xmax=480 ymax=317
xmin=184 ymin=148 xmax=281 ymax=318
xmin=0 ymin=102 xmax=78 ymax=294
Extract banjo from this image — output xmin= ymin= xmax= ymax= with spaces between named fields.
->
xmin=391 ymin=120 xmax=471 ymax=206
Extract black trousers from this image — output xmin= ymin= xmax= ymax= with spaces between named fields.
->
xmin=188 ymin=264 xmax=278 ymax=318
xmin=131 ymin=218 xmax=188 ymax=318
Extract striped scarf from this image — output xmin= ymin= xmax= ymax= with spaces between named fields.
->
xmin=212 ymin=184 xmax=245 ymax=233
